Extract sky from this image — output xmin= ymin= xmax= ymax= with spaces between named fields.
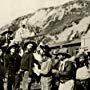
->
xmin=0 ymin=0 xmax=73 ymax=27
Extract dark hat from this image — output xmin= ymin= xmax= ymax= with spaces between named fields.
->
xmin=1 ymin=31 xmax=13 ymax=36
xmin=7 ymin=44 xmax=20 ymax=53
xmin=40 ymin=45 xmax=51 ymax=52
xmin=24 ymin=41 xmax=37 ymax=51
xmin=54 ymin=52 xmax=71 ymax=58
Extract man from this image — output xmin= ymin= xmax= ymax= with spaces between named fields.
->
xmin=19 ymin=41 xmax=37 ymax=90
xmin=58 ymin=49 xmax=83 ymax=90
xmin=51 ymin=54 xmax=61 ymax=90
xmin=35 ymin=45 xmax=53 ymax=90
xmin=1 ymin=30 xmax=13 ymax=46
xmin=58 ymin=57 xmax=75 ymax=90
xmin=5 ymin=44 xmax=21 ymax=90
xmin=0 ymin=47 xmax=5 ymax=90
xmin=75 ymin=49 xmax=90 ymax=90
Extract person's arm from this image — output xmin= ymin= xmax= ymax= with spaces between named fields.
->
xmin=33 ymin=57 xmax=40 ymax=68
xmin=39 ymin=59 xmax=52 ymax=75
xmin=4 ymin=55 xmax=9 ymax=73
xmin=52 ymin=69 xmax=59 ymax=74
xmin=69 ymin=49 xmax=84 ymax=62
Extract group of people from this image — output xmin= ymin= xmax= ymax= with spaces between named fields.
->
xmin=0 ymin=40 xmax=90 ymax=90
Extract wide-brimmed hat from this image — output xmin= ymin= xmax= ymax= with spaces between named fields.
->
xmin=53 ymin=52 xmax=71 ymax=58
xmin=40 ymin=45 xmax=52 ymax=58
xmin=80 ymin=46 xmax=88 ymax=51
xmin=7 ymin=44 xmax=20 ymax=53
xmin=24 ymin=41 xmax=37 ymax=51
xmin=40 ymin=45 xmax=51 ymax=52
xmin=1 ymin=31 xmax=13 ymax=36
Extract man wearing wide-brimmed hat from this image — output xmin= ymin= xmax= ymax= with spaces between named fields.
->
xmin=34 ymin=44 xmax=53 ymax=90
xmin=18 ymin=41 xmax=37 ymax=90
xmin=1 ymin=28 xmax=13 ymax=47
xmin=58 ymin=46 xmax=86 ymax=90
xmin=5 ymin=44 xmax=21 ymax=90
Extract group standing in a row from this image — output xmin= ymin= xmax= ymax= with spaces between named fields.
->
xmin=0 ymin=41 xmax=90 ymax=90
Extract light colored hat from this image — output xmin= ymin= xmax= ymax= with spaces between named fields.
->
xmin=80 ymin=46 xmax=88 ymax=51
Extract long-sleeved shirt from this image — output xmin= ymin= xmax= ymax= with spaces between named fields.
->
xmin=40 ymin=58 xmax=52 ymax=76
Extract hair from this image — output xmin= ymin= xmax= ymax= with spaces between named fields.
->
xmin=44 ymin=52 xmax=52 ymax=58
xmin=24 ymin=41 xmax=37 ymax=52
xmin=78 ymin=54 xmax=89 ymax=68
xmin=6 ymin=44 xmax=20 ymax=54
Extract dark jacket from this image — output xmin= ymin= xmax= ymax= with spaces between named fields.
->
xmin=59 ymin=60 xmax=76 ymax=80
xmin=20 ymin=52 xmax=38 ymax=76
xmin=5 ymin=53 xmax=21 ymax=74
xmin=0 ymin=57 xmax=5 ymax=79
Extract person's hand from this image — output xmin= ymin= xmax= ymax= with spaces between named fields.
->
xmin=28 ymin=78 xmax=31 ymax=83
xmin=3 ymin=78 xmax=7 ymax=83
xmin=33 ymin=64 xmax=40 ymax=76
xmin=52 ymin=69 xmax=59 ymax=74
xmin=34 ymin=63 xmax=38 ymax=69
xmin=18 ymin=69 xmax=23 ymax=74
xmin=5 ymin=73 xmax=8 ymax=78
xmin=79 ymin=48 xmax=84 ymax=54
xmin=76 ymin=48 xmax=84 ymax=58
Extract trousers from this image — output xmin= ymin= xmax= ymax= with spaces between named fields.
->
xmin=0 ymin=79 xmax=4 ymax=90
xmin=41 ymin=76 xmax=52 ymax=90
xmin=58 ymin=79 xmax=74 ymax=90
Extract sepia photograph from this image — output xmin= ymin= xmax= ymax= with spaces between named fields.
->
xmin=0 ymin=0 xmax=90 ymax=90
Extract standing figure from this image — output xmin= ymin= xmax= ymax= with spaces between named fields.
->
xmin=19 ymin=41 xmax=37 ymax=90
xmin=76 ymin=49 xmax=90 ymax=90
xmin=58 ymin=54 xmax=76 ymax=90
xmin=0 ymin=47 xmax=5 ymax=90
xmin=58 ymin=48 xmax=84 ymax=90
xmin=35 ymin=45 xmax=53 ymax=90
xmin=51 ymin=54 xmax=62 ymax=90
xmin=5 ymin=44 xmax=21 ymax=90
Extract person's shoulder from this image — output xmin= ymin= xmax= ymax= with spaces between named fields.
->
xmin=47 ymin=58 xmax=52 ymax=63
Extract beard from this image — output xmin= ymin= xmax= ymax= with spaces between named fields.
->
xmin=27 ymin=48 xmax=33 ymax=53
xmin=79 ymin=61 xmax=84 ymax=67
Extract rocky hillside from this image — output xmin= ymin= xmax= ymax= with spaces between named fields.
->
xmin=0 ymin=0 xmax=90 ymax=46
